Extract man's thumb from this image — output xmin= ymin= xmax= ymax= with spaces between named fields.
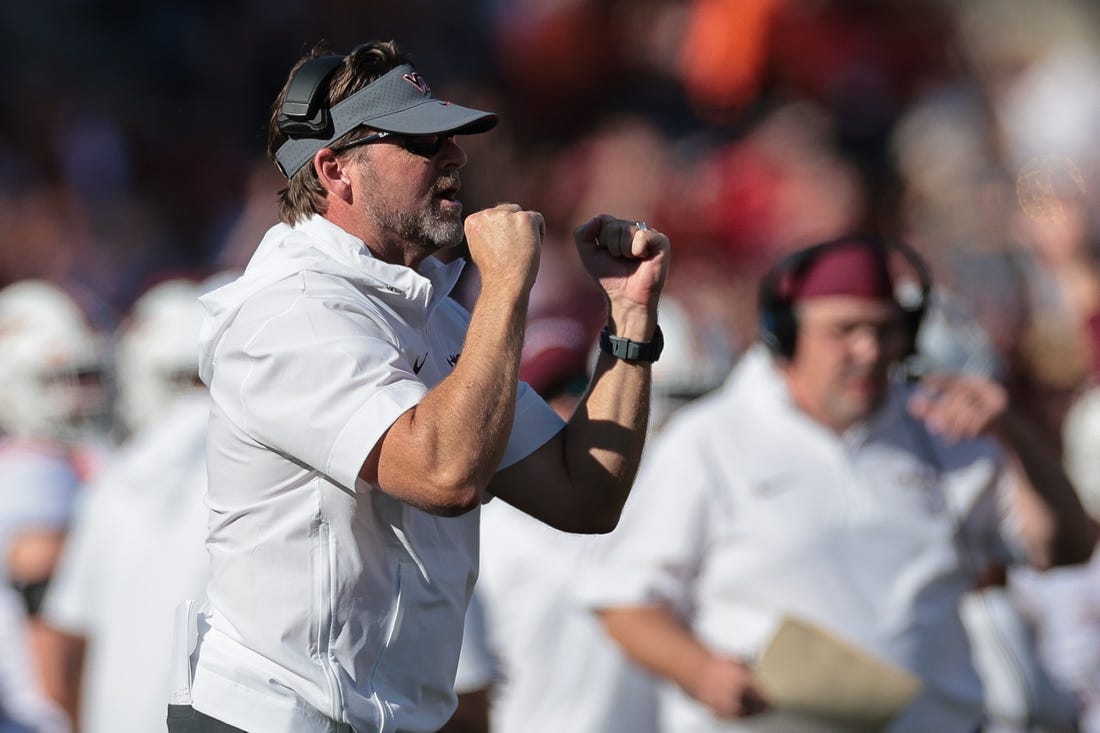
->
xmin=573 ymin=216 xmax=602 ymax=244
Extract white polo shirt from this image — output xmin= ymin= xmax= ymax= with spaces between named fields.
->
xmin=579 ymin=346 xmax=1022 ymax=733
xmin=192 ymin=215 xmax=564 ymax=733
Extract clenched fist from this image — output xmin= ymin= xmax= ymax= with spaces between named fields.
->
xmin=464 ymin=203 xmax=545 ymax=294
xmin=573 ymin=215 xmax=670 ymax=340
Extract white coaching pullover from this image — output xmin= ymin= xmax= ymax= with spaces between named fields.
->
xmin=191 ymin=215 xmax=564 ymax=733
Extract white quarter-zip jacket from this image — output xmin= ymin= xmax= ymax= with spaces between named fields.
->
xmin=191 ymin=215 xmax=564 ymax=733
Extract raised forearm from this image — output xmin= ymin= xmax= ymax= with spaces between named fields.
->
xmin=488 ymin=216 xmax=669 ymax=530
xmin=560 ymin=343 xmax=653 ymax=528
xmin=998 ymin=409 xmax=1098 ymax=567
xmin=909 ymin=373 xmax=1098 ymax=566
xmin=492 ymin=343 xmax=653 ymax=533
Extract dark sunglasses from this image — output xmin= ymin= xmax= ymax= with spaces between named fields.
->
xmin=330 ymin=131 xmax=452 ymax=158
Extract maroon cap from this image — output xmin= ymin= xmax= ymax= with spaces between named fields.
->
xmin=786 ymin=242 xmax=894 ymax=301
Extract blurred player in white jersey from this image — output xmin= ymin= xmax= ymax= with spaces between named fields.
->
xmin=0 ymin=279 xmax=112 ymax=733
xmin=42 ymin=277 xmax=214 ymax=733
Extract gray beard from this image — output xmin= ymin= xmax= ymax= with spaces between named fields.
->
xmin=359 ymin=158 xmax=465 ymax=257
xmin=373 ymin=201 xmax=463 ymax=255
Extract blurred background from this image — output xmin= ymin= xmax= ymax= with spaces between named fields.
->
xmin=3 ymin=1 xmax=1100 ymax=731
xmin=3 ymin=0 xmax=1100 ymax=448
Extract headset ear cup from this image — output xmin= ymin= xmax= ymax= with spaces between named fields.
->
xmin=277 ymin=55 xmax=344 ymax=138
xmin=758 ymin=310 xmax=780 ymax=355
xmin=758 ymin=302 xmax=797 ymax=359
xmin=773 ymin=306 xmax=797 ymax=359
xmin=758 ymin=256 xmax=802 ymax=360
xmin=902 ymin=305 xmax=927 ymax=358
xmin=882 ymin=235 xmax=932 ymax=359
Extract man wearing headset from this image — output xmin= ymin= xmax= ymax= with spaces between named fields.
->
xmin=580 ymin=235 xmax=1096 ymax=732
xmin=171 ymin=40 xmax=669 ymax=733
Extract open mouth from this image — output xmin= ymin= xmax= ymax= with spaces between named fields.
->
xmin=433 ymin=179 xmax=461 ymax=203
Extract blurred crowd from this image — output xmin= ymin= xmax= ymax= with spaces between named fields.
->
xmin=3 ymin=0 xmax=1100 ymax=731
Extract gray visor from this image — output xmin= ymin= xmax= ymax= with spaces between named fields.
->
xmin=275 ymin=64 xmax=498 ymax=177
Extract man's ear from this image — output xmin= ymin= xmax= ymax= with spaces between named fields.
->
xmin=314 ymin=148 xmax=353 ymax=201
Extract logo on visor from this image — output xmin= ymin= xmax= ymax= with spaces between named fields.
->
xmin=403 ymin=72 xmax=431 ymax=95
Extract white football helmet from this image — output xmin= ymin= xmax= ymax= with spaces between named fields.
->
xmin=114 ymin=278 xmax=205 ymax=436
xmin=0 ymin=280 xmax=109 ymax=440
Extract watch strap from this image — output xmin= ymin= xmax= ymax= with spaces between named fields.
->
xmin=599 ymin=325 xmax=664 ymax=363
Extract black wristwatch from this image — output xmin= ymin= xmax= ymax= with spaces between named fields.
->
xmin=599 ymin=325 xmax=664 ymax=363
